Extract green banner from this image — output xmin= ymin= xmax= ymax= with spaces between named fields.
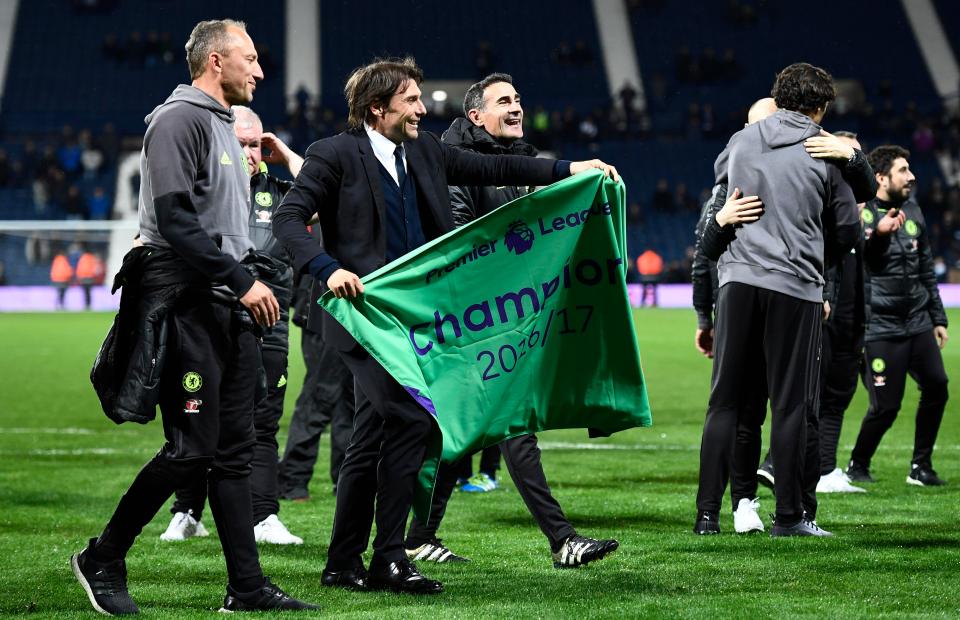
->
xmin=320 ymin=170 xmax=651 ymax=518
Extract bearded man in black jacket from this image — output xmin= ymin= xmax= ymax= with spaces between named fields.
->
xmin=402 ymin=73 xmax=620 ymax=570
xmin=847 ymin=145 xmax=950 ymax=486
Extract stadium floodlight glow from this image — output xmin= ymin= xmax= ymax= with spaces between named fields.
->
xmin=431 ymin=89 xmax=448 ymax=103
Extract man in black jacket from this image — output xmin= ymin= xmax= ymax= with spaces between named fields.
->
xmin=272 ymin=57 xmax=618 ymax=594
xmin=847 ymin=145 xmax=950 ymax=486
xmin=402 ymin=73 xmax=619 ymax=569
xmin=810 ymin=131 xmax=874 ymax=494
xmin=72 ymin=19 xmax=316 ymax=615
xmin=160 ymin=106 xmax=307 ymax=546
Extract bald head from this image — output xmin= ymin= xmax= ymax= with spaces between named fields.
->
xmin=232 ymin=105 xmax=263 ymax=175
xmin=747 ymin=97 xmax=778 ymax=125
xmin=232 ymin=105 xmax=262 ymax=131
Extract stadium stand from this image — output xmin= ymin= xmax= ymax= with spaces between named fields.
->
xmin=0 ymin=0 xmax=959 ymax=284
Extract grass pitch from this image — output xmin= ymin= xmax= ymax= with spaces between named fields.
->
xmin=1 ymin=309 xmax=958 ymax=618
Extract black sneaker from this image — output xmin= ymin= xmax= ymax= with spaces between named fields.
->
xmin=846 ymin=460 xmax=875 ymax=483
xmin=693 ymin=511 xmax=720 ymax=535
xmin=907 ymin=465 xmax=946 ymax=487
xmin=71 ymin=539 xmax=139 ymax=615
xmin=770 ymin=517 xmax=833 ymax=537
xmin=757 ymin=455 xmax=775 ymax=490
xmin=552 ymin=535 xmax=619 ymax=568
xmin=220 ymin=578 xmax=320 ymax=612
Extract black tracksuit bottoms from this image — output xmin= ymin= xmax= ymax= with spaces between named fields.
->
xmin=850 ymin=330 xmax=949 ymax=469
xmin=325 ymin=345 xmax=434 ymax=569
xmin=91 ymin=300 xmax=264 ymax=592
xmin=405 ymin=433 xmax=577 ymax=553
xmin=697 ymin=282 xmax=822 ymax=525
xmin=818 ymin=318 xmax=863 ymax=474
xmin=278 ymin=328 xmax=354 ymax=499
xmin=171 ymin=347 xmax=288 ymax=524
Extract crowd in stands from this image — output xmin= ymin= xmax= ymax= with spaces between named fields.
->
xmin=0 ymin=124 xmax=119 ymax=219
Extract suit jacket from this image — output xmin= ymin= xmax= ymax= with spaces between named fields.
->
xmin=273 ymin=126 xmax=564 ymax=349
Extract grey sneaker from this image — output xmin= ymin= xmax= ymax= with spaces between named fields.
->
xmin=71 ymin=539 xmax=139 ymax=615
xmin=220 ymin=578 xmax=319 ymax=612
xmin=770 ymin=518 xmax=833 ymax=537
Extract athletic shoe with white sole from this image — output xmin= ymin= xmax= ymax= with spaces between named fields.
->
xmin=159 ymin=511 xmax=209 ymax=541
xmin=733 ymin=498 xmax=764 ymax=533
xmin=552 ymin=535 xmax=619 ymax=568
xmin=253 ymin=514 xmax=303 ymax=545
xmin=817 ymin=468 xmax=866 ymax=493
xmin=405 ymin=538 xmax=470 ymax=563
xmin=71 ymin=539 xmax=140 ymax=615
xmin=460 ymin=472 xmax=499 ymax=492
xmin=907 ymin=465 xmax=946 ymax=487
xmin=220 ymin=578 xmax=319 ymax=612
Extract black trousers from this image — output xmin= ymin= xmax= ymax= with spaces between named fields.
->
xmin=325 ymin=346 xmax=434 ymax=569
xmin=406 ymin=433 xmax=576 ymax=553
xmin=818 ymin=318 xmax=863 ymax=474
xmin=697 ymin=283 xmax=821 ymax=524
xmin=850 ymin=330 xmax=949 ymax=468
xmin=453 ymin=445 xmax=501 ymax=480
xmin=92 ymin=301 xmax=264 ymax=591
xmin=170 ymin=348 xmax=287 ymax=524
xmin=278 ymin=329 xmax=354 ymax=498
xmin=728 ymin=392 xmax=767 ymax=511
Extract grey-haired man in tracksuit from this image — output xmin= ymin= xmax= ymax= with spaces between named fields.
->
xmin=70 ymin=19 xmax=316 ymax=615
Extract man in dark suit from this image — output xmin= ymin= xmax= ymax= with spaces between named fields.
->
xmin=273 ymin=57 xmax=617 ymax=594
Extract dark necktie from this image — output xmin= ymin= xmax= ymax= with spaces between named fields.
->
xmin=394 ymin=145 xmax=407 ymax=188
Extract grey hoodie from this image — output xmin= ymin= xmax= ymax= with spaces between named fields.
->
xmin=715 ymin=109 xmax=859 ymax=302
xmin=138 ymin=85 xmax=255 ymax=296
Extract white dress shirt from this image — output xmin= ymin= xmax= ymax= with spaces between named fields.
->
xmin=364 ymin=124 xmax=407 ymax=186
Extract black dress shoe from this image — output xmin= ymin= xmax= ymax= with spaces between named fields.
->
xmin=367 ymin=559 xmax=443 ymax=594
xmin=321 ymin=567 xmax=368 ymax=590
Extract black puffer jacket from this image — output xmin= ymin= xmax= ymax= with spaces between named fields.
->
xmin=441 ymin=117 xmax=538 ymax=226
xmin=247 ymin=169 xmax=295 ymax=351
xmin=862 ymin=197 xmax=947 ymax=341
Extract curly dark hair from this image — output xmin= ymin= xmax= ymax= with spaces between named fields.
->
xmin=867 ymin=145 xmax=910 ymax=177
xmin=344 ymin=57 xmax=423 ymax=128
xmin=770 ymin=62 xmax=836 ymax=115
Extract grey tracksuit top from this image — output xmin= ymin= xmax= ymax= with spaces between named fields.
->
xmin=715 ymin=109 xmax=860 ymax=303
xmin=138 ymin=85 xmax=256 ymax=296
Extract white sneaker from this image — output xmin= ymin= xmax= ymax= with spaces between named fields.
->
xmin=253 ymin=514 xmax=303 ymax=545
xmin=160 ymin=511 xmax=209 ymax=541
xmin=817 ymin=468 xmax=867 ymax=493
xmin=733 ymin=498 xmax=764 ymax=533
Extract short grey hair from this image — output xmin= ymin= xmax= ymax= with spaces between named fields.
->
xmin=185 ymin=19 xmax=247 ymax=80
xmin=462 ymin=72 xmax=513 ymax=116
xmin=232 ymin=105 xmax=261 ymax=130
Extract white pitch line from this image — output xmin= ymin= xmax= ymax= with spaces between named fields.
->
xmin=537 ymin=441 xmax=959 ymax=452
xmin=539 ymin=442 xmax=693 ymax=451
xmin=1 ymin=448 xmax=123 ymax=456
xmin=0 ymin=427 xmax=97 ymax=435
